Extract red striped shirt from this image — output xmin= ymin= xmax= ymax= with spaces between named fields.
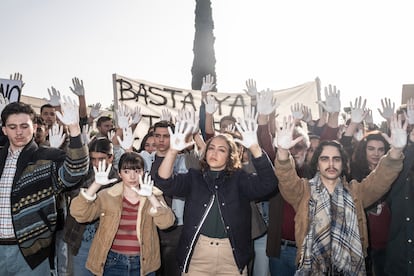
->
xmin=111 ymin=197 xmax=140 ymax=255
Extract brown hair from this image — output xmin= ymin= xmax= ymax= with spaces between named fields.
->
xmin=200 ymin=134 xmax=242 ymax=173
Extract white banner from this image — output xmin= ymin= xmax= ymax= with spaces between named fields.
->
xmin=112 ymin=74 xmax=320 ymax=142
xmin=0 ymin=78 xmax=22 ymax=103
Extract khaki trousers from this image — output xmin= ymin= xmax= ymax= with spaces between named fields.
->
xmin=182 ymin=234 xmax=247 ymax=276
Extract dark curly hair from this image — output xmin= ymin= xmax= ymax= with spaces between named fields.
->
xmin=200 ymin=134 xmax=242 ymax=173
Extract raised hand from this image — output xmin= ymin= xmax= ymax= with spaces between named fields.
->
xmin=160 ymin=108 xmax=172 ymax=121
xmin=382 ymin=114 xmax=407 ymax=150
xmin=177 ymin=108 xmax=199 ymax=135
xmin=243 ymin=78 xmax=258 ymax=98
xmin=168 ymin=121 xmax=194 ymax=151
xmin=48 ymin=123 xmax=66 ymax=148
xmin=81 ymin=124 xmax=92 ymax=145
xmin=56 ymin=96 xmax=79 ymax=126
xmin=349 ymin=96 xmax=368 ymax=123
xmin=10 ymin=72 xmax=25 ymax=88
xmin=274 ymin=116 xmax=303 ymax=150
xmin=290 ymin=103 xmax=304 ymax=121
xmin=45 ymin=86 xmax=61 ymax=107
xmin=243 ymin=105 xmax=258 ymax=126
xmin=131 ymin=172 xmax=154 ymax=197
xmin=404 ymin=98 xmax=414 ymax=125
xmin=317 ymin=84 xmax=341 ymax=113
xmin=301 ymin=105 xmax=313 ymax=123
xmin=89 ymin=102 xmax=102 ymax=119
xmin=204 ymin=94 xmax=218 ymax=115
xmin=378 ymin=97 xmax=395 ymax=121
xmin=93 ymin=160 xmax=118 ymax=186
xmin=257 ymin=89 xmax=279 ymax=115
xmin=234 ymin=116 xmax=259 ymax=149
xmin=116 ymin=103 xmax=131 ymax=128
xmin=364 ymin=109 xmax=374 ymax=125
xmin=130 ymin=106 xmax=142 ymax=125
xmin=117 ymin=127 xmax=135 ymax=150
xmin=107 ymin=129 xmax=116 ymax=143
xmin=70 ymin=77 xmax=85 ymax=97
xmin=201 ymin=74 xmax=216 ymax=93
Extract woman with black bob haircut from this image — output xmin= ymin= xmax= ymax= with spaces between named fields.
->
xmin=70 ymin=151 xmax=175 ymax=276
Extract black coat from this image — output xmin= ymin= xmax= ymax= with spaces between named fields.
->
xmin=155 ymin=153 xmax=278 ymax=273
xmin=385 ymin=141 xmax=414 ymax=275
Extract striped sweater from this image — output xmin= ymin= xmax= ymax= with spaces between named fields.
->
xmin=0 ymin=136 xmax=89 ymax=269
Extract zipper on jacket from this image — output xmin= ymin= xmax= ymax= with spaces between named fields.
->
xmin=215 ymin=190 xmax=228 ymax=235
xmin=183 ymin=194 xmax=215 ymax=271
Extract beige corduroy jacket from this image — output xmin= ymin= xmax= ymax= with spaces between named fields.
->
xmin=70 ymin=182 xmax=175 ymax=276
xmin=274 ymin=151 xmax=404 ymax=265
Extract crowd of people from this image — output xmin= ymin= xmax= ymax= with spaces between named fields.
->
xmin=0 ymin=73 xmax=413 ymax=276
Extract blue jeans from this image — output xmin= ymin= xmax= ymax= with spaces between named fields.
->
xmin=72 ymin=239 xmax=94 ymax=276
xmin=0 ymin=244 xmax=50 ymax=275
xmin=269 ymin=244 xmax=297 ymax=276
xmin=104 ymin=250 xmax=156 ymax=276
xmin=253 ymin=234 xmax=270 ymax=276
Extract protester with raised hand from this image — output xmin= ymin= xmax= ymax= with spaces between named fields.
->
xmin=69 ymin=77 xmax=88 ymax=125
xmin=117 ymin=126 xmax=135 ymax=152
xmin=291 ymin=103 xmax=304 ymax=125
xmin=40 ymin=86 xmax=62 ymax=130
xmin=0 ymin=99 xmax=89 ymax=275
xmin=9 ymin=72 xmax=25 ymax=88
xmin=385 ymin=98 xmax=414 ymax=275
xmin=63 ymin=137 xmax=119 ymax=276
xmin=265 ymin=111 xmax=313 ymax=275
xmin=274 ymin=114 xmax=406 ymax=275
xmin=160 ymin=108 xmax=172 ymax=122
xmin=176 ymin=108 xmax=206 ymax=168
xmin=203 ymin=94 xmax=219 ymax=139
xmin=49 ymin=123 xmax=66 ymax=149
xmin=116 ymin=103 xmax=132 ymax=129
xmin=155 ymin=114 xmax=278 ymax=275
xmin=140 ymin=119 xmax=188 ymax=276
xmin=81 ymin=124 xmax=92 ymax=145
xmin=70 ymin=152 xmax=174 ymax=276
xmin=88 ymin=102 xmax=102 ymax=125
xmin=378 ymin=97 xmax=395 ymax=126
xmin=316 ymin=84 xmax=342 ymax=140
xmin=244 ymin=78 xmax=259 ymax=106
xmin=198 ymin=74 xmax=216 ymax=139
xmin=340 ymin=96 xmax=369 ymax=158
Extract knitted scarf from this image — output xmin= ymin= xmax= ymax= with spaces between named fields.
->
xmin=296 ymin=173 xmax=365 ymax=276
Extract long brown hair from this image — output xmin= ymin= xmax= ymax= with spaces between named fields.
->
xmin=200 ymin=134 xmax=242 ymax=173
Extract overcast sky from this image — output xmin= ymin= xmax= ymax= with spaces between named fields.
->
xmin=2 ymin=0 xmax=414 ymax=123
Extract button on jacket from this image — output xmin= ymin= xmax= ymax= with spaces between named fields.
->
xmin=155 ymin=153 xmax=278 ymax=273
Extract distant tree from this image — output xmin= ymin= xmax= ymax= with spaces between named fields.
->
xmin=192 ymin=0 xmax=217 ymax=138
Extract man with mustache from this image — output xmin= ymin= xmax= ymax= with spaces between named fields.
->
xmin=273 ymin=114 xmax=407 ymax=275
